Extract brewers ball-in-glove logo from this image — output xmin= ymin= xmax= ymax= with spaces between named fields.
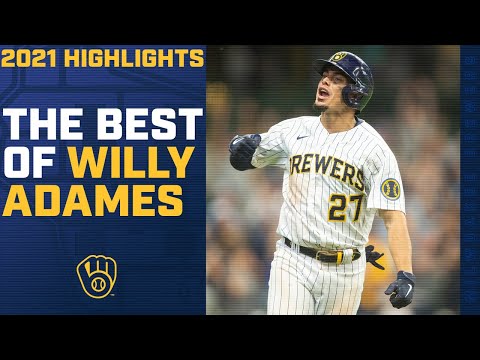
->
xmin=381 ymin=178 xmax=400 ymax=200
xmin=76 ymin=255 xmax=117 ymax=299
xmin=331 ymin=52 xmax=348 ymax=62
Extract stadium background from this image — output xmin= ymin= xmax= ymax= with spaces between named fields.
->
xmin=206 ymin=45 xmax=460 ymax=315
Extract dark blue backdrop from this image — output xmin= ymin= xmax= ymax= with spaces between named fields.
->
xmin=461 ymin=46 xmax=480 ymax=315
xmin=0 ymin=45 xmax=206 ymax=314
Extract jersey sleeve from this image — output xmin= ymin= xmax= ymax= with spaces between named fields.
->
xmin=251 ymin=121 xmax=289 ymax=169
xmin=366 ymin=146 xmax=406 ymax=213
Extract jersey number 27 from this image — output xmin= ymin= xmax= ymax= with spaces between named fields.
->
xmin=328 ymin=193 xmax=364 ymax=222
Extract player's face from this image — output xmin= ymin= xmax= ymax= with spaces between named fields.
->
xmin=314 ymin=67 xmax=351 ymax=112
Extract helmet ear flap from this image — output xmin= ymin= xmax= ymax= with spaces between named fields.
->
xmin=342 ymin=84 xmax=369 ymax=112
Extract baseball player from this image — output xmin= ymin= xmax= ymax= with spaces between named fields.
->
xmin=228 ymin=51 xmax=415 ymax=315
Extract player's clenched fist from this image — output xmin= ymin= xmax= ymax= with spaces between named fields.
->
xmin=229 ymin=134 xmax=261 ymax=171
xmin=384 ymin=271 xmax=416 ymax=309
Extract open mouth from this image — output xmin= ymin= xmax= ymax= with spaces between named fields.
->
xmin=318 ymin=88 xmax=330 ymax=99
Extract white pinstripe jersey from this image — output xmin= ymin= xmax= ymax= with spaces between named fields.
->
xmin=251 ymin=115 xmax=405 ymax=250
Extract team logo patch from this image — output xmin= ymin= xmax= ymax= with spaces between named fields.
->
xmin=381 ymin=179 xmax=400 ymax=200
xmin=77 ymin=255 xmax=117 ymax=299
xmin=331 ymin=52 xmax=347 ymax=62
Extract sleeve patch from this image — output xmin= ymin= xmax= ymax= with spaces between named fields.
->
xmin=381 ymin=178 xmax=400 ymax=200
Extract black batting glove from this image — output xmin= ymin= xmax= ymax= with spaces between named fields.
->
xmin=384 ymin=271 xmax=416 ymax=309
xmin=228 ymin=134 xmax=261 ymax=171
xmin=365 ymin=245 xmax=385 ymax=270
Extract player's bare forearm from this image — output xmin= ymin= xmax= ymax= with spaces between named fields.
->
xmin=379 ymin=209 xmax=413 ymax=273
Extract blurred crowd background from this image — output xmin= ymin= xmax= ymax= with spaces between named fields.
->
xmin=206 ymin=45 xmax=460 ymax=315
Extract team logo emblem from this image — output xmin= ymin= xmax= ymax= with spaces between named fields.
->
xmin=330 ymin=52 xmax=348 ymax=62
xmin=77 ymin=255 xmax=117 ymax=299
xmin=381 ymin=179 xmax=400 ymax=200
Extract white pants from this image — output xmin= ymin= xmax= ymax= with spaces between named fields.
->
xmin=267 ymin=239 xmax=366 ymax=315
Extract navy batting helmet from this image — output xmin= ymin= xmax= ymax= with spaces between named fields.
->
xmin=313 ymin=51 xmax=374 ymax=113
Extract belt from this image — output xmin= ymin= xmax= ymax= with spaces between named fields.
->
xmin=284 ymin=238 xmax=361 ymax=265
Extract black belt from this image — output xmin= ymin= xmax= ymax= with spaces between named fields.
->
xmin=284 ymin=238 xmax=361 ymax=264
